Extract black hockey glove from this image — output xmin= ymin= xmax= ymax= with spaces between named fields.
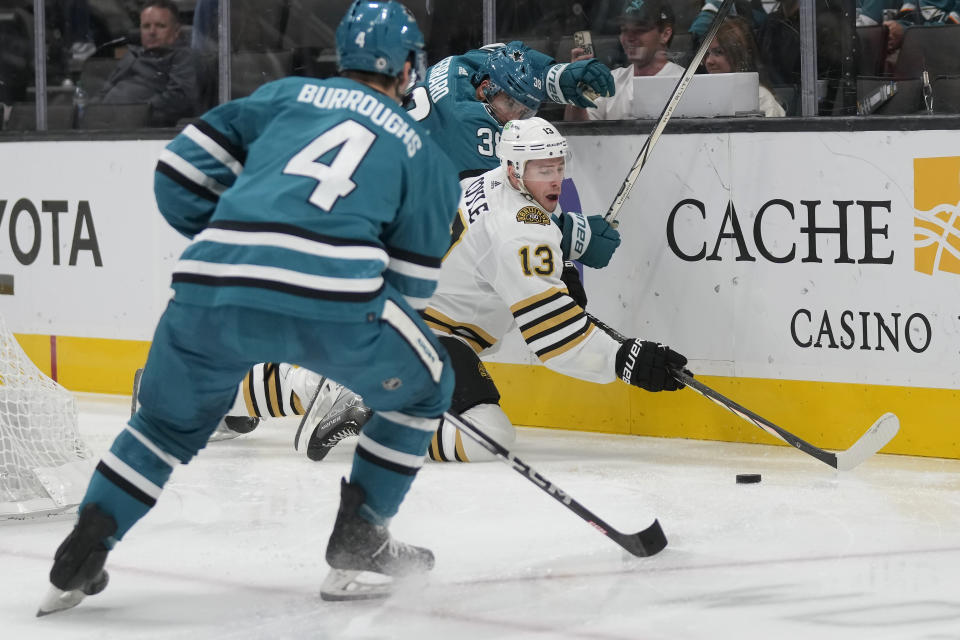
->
xmin=560 ymin=261 xmax=587 ymax=308
xmin=615 ymin=339 xmax=687 ymax=392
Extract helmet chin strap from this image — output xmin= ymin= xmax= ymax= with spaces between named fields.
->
xmin=482 ymin=97 xmax=510 ymax=126
xmin=482 ymin=101 xmax=504 ymax=125
xmin=508 ymin=162 xmax=535 ymax=201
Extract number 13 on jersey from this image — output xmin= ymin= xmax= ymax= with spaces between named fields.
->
xmin=519 ymin=245 xmax=554 ymax=276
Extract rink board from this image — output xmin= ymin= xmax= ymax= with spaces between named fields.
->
xmin=4 ymin=130 xmax=960 ymax=458
xmin=11 ymin=335 xmax=960 ymax=459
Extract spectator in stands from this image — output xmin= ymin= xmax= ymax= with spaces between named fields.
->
xmin=62 ymin=0 xmax=96 ymax=64
xmin=190 ymin=0 xmax=217 ymax=52
xmin=856 ymin=0 xmax=898 ymax=25
xmin=884 ymin=0 xmax=959 ymax=57
xmin=565 ymin=0 xmax=683 ymax=121
xmin=96 ymin=0 xmax=200 ymax=126
xmin=704 ymin=17 xmax=785 ymax=117
xmin=757 ymin=0 xmax=844 ymax=113
xmin=0 ymin=4 xmax=33 ymax=111
xmin=689 ymin=0 xmax=767 ymax=45
xmin=0 ymin=0 xmax=95 ymax=96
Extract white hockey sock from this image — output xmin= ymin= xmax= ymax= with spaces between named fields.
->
xmin=428 ymin=403 xmax=515 ymax=463
xmin=232 ymin=363 xmax=302 ymax=418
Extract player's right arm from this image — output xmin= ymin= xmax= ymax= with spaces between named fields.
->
xmin=483 ymin=220 xmax=686 ymax=392
xmin=479 ymin=221 xmax=620 ymax=384
xmin=153 ymin=83 xmax=281 ymax=239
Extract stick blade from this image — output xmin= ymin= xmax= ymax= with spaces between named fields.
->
xmin=615 ymin=519 xmax=667 ymax=557
xmin=835 ymin=412 xmax=900 ymax=471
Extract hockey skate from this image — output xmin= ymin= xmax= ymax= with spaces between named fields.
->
xmin=209 ymin=415 xmax=261 ymax=441
xmin=131 ymin=368 xmax=260 ymax=442
xmin=294 ymin=379 xmax=371 ymax=461
xmin=320 ymin=479 xmax=434 ymax=601
xmin=37 ymin=503 xmax=117 ymax=616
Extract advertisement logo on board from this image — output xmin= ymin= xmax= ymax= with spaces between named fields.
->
xmin=914 ymin=156 xmax=960 ymax=276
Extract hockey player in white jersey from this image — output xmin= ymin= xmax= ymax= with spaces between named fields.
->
xmin=418 ymin=117 xmax=687 ymax=461
xmin=251 ymin=117 xmax=688 ymax=462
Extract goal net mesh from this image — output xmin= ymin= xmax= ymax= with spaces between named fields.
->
xmin=0 ymin=315 xmax=93 ymax=518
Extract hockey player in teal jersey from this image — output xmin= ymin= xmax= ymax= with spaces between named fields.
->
xmin=408 ymin=41 xmax=615 ymax=181
xmin=184 ymin=47 xmax=631 ymax=455
xmin=223 ymin=118 xmax=688 ymax=465
xmin=408 ymin=42 xmax=621 ymax=270
xmin=38 ymin=1 xmax=460 ymax=612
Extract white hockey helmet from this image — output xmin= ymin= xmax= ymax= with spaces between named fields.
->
xmin=498 ymin=117 xmax=568 ymax=184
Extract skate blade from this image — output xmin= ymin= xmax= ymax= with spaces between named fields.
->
xmin=294 ymin=380 xmax=343 ymax=452
xmin=36 ymin=584 xmax=87 ymax=617
xmin=208 ymin=419 xmax=244 ymax=442
xmin=319 ymin=569 xmax=394 ymax=602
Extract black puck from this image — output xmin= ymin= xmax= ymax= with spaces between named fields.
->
xmin=736 ymin=473 xmax=761 ymax=484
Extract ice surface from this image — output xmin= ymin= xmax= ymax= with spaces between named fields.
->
xmin=3 ymin=394 xmax=960 ymax=639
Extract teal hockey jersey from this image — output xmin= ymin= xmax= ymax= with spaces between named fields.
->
xmin=406 ymin=45 xmax=554 ymax=181
xmin=154 ymin=76 xmax=461 ymax=323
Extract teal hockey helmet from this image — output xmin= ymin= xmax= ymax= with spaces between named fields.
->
xmin=474 ymin=42 xmax=548 ymax=116
xmin=336 ymin=1 xmax=427 ymax=89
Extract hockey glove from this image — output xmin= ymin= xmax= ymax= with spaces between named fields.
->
xmin=558 ymin=212 xmax=622 ymax=268
xmin=546 ymin=60 xmax=615 ymax=108
xmin=560 ymin=261 xmax=587 ymax=308
xmin=580 ymin=215 xmax=621 ymax=268
xmin=615 ymin=339 xmax=687 ymax=392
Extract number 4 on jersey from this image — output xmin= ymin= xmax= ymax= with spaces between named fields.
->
xmin=283 ymin=120 xmax=376 ymax=212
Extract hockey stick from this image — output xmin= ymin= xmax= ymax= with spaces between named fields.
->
xmin=670 ymin=370 xmax=899 ymax=471
xmin=296 ymin=377 xmax=664 ymax=554
xmin=130 ymin=367 xmax=143 ymax=418
xmin=444 ymin=410 xmax=667 ymax=557
xmin=586 ymin=313 xmax=900 ymax=471
xmin=604 ymin=0 xmax=736 ymax=227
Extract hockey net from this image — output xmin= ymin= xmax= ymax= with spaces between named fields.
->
xmin=0 ymin=314 xmax=94 ymax=518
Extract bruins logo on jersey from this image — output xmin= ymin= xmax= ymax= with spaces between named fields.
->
xmin=516 ymin=206 xmax=550 ymax=226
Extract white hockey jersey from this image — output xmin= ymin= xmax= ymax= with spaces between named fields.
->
xmin=422 ymin=167 xmax=621 ymax=384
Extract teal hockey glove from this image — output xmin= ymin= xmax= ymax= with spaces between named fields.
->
xmin=558 ymin=212 xmax=622 ymax=268
xmin=545 ymin=59 xmax=615 ymax=108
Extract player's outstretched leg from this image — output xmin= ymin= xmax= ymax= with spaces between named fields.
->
xmin=39 ymin=302 xmax=249 ymax=616
xmin=426 ymin=337 xmax=512 ymax=462
xmin=37 ymin=504 xmax=117 ymax=616
xmin=428 ymin=403 xmax=515 ymax=462
xmin=295 ymin=378 xmax=371 ymax=461
xmin=320 ymin=478 xmax=434 ymax=601
xmin=36 ymin=418 xmax=178 ymax=616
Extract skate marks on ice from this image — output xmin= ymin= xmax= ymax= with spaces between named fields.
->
xmin=7 ymin=395 xmax=960 ymax=638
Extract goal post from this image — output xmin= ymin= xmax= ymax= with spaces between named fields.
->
xmin=0 ymin=311 xmax=94 ymax=518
